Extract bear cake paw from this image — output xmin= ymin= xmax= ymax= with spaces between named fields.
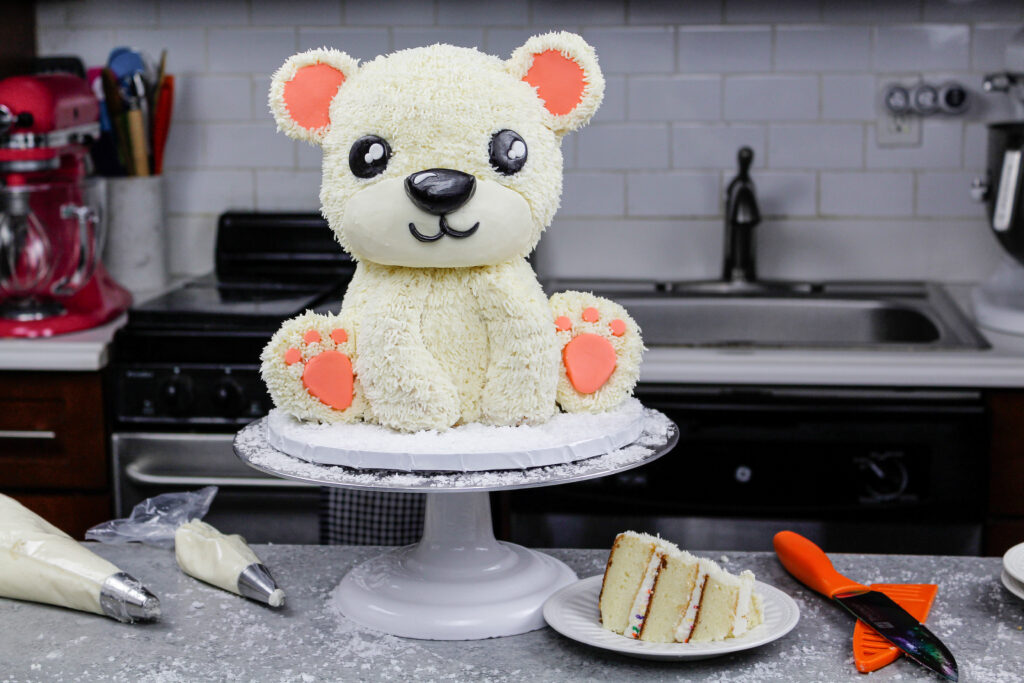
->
xmin=550 ymin=291 xmax=643 ymax=413
xmin=260 ymin=311 xmax=365 ymax=423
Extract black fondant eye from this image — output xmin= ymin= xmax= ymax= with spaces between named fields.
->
xmin=489 ymin=129 xmax=527 ymax=175
xmin=349 ymin=135 xmax=392 ymax=178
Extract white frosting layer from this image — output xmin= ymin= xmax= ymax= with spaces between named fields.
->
xmin=0 ymin=494 xmax=121 ymax=616
xmin=674 ymin=559 xmax=711 ymax=643
xmin=732 ymin=570 xmax=755 ymax=637
xmin=626 ymin=549 xmax=663 ymax=638
xmin=175 ymin=520 xmax=265 ymax=598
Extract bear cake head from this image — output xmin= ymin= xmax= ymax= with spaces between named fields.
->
xmin=268 ymin=32 xmax=604 ymax=268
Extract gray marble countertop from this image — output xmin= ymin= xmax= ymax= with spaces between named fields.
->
xmin=0 ymin=544 xmax=1020 ymax=682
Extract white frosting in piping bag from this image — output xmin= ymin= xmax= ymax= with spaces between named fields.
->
xmin=0 ymin=495 xmax=122 ymax=616
xmin=175 ymin=520 xmax=284 ymax=606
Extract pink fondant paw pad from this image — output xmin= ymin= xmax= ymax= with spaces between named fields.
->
xmin=283 ymin=325 xmax=355 ymax=411
xmin=550 ymin=291 xmax=642 ymax=413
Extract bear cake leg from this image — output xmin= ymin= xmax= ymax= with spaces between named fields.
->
xmin=260 ymin=310 xmax=365 ymax=423
xmin=550 ymin=291 xmax=643 ymax=413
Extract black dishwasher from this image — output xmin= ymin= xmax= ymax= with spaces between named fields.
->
xmin=505 ymin=385 xmax=988 ymax=555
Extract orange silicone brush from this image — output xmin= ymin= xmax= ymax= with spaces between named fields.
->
xmin=853 ymin=583 xmax=939 ymax=674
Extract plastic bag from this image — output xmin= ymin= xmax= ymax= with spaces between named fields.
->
xmin=86 ymin=486 xmax=218 ymax=549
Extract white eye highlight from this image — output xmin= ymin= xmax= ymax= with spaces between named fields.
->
xmin=413 ymin=172 xmax=436 ymax=185
xmin=364 ymin=142 xmax=385 ymax=165
xmin=508 ymin=140 xmax=526 ymax=160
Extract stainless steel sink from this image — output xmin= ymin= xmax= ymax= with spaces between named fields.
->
xmin=541 ymin=280 xmax=989 ymax=350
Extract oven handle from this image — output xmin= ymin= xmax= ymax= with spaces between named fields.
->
xmin=124 ymin=462 xmax=316 ymax=489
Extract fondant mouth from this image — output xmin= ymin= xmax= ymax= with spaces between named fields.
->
xmin=409 ymin=215 xmax=480 ymax=243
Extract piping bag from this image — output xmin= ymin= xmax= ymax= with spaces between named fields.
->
xmin=0 ymin=494 xmax=160 ymax=623
xmin=87 ymin=487 xmax=285 ymax=608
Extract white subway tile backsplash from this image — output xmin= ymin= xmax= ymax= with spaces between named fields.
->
xmin=822 ymin=75 xmax=877 ymax=121
xmin=37 ymin=29 xmax=116 ymax=68
xmin=923 ymin=0 xmax=1023 ymax=22
xmin=252 ymin=0 xmax=342 ymax=26
xmin=593 ymin=76 xmax=627 ymax=123
xmin=576 ymin=124 xmax=670 ymax=169
xmin=820 ymin=172 xmax=914 ymax=216
xmin=724 ymin=76 xmax=818 ymax=121
xmin=873 ymin=25 xmax=970 ymax=71
xmin=298 ymin=28 xmax=390 ymax=60
xmin=628 ymin=0 xmax=722 ymax=24
xmin=176 ymin=76 xmax=251 ymax=121
xmin=725 ymin=0 xmax=821 ymax=23
xmin=67 ymin=0 xmax=156 ymax=27
xmin=36 ymin=2 xmax=68 ymax=27
xmin=964 ymin=123 xmax=988 ymax=170
xmin=157 ymin=0 xmax=248 ymax=26
xmin=626 ymin=171 xmax=720 ymax=216
xmin=775 ymin=26 xmax=871 ymax=72
xmin=677 ymin=27 xmax=771 ymax=73
xmin=255 ymin=170 xmax=322 ymax=210
xmin=559 ymin=172 xmax=626 ymax=216
xmin=673 ymin=124 xmax=766 ymax=168
xmin=113 ymin=28 xmax=207 ymax=74
xmin=393 ymin=28 xmax=485 ymax=51
xmin=162 ymin=122 xmax=207 ymax=169
xmin=628 ymin=77 xmax=721 ymax=122
xmin=208 ymin=28 xmax=297 ymax=74
xmin=437 ymin=0 xmax=527 ymax=26
xmin=486 ymin=29 xmax=544 ymax=57
xmin=205 ymin=122 xmax=295 ymax=168
xmin=754 ymin=172 xmax=817 ymax=217
xmin=165 ymin=214 xmax=217 ymax=276
xmin=345 ymin=0 xmax=434 ymax=25
xmin=924 ymin=220 xmax=1003 ymax=281
xmin=533 ymin=0 xmax=623 ymax=26
xmin=297 ymin=142 xmax=323 ymax=170
xmin=820 ymin=0 xmax=922 ymax=23
xmin=769 ymin=124 xmax=864 ymax=169
xmin=917 ymin=171 xmax=987 ymax=217
xmin=164 ymin=170 xmax=253 ymax=214
xmin=972 ymin=26 xmax=1021 ymax=72
xmin=866 ymin=120 xmax=963 ymax=169
xmin=583 ymin=27 xmax=675 ymax=74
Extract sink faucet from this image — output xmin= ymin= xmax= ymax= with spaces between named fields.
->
xmin=722 ymin=147 xmax=761 ymax=283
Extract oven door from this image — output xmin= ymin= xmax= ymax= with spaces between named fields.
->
xmin=112 ymin=433 xmax=320 ymax=544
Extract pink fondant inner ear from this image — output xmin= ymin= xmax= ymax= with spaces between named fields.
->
xmin=522 ymin=50 xmax=586 ymax=116
xmin=283 ymin=63 xmax=346 ymax=131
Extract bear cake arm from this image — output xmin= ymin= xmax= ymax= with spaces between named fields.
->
xmin=473 ymin=260 xmax=559 ymax=426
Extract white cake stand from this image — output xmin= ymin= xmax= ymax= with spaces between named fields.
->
xmin=233 ymin=409 xmax=678 ymax=641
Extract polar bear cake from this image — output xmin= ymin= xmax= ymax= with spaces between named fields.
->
xmin=260 ymin=33 xmax=644 ymax=438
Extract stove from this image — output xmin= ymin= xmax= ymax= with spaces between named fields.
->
xmin=108 ymin=212 xmax=353 ymax=543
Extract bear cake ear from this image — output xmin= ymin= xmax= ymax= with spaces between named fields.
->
xmin=507 ymin=32 xmax=605 ymax=136
xmin=269 ymin=48 xmax=359 ymax=145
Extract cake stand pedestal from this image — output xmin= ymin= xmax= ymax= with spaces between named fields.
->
xmin=233 ymin=413 xmax=677 ymax=640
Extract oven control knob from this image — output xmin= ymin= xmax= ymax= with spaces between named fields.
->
xmin=159 ymin=376 xmax=194 ymax=415
xmin=212 ymin=379 xmax=244 ymax=416
xmin=857 ymin=454 xmax=909 ymax=501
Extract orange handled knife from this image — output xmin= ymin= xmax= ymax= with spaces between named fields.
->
xmin=773 ymin=531 xmax=957 ymax=681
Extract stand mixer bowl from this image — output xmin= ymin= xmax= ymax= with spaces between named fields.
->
xmin=0 ymin=179 xmax=103 ymax=321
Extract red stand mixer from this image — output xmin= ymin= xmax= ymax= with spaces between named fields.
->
xmin=0 ymin=73 xmax=131 ymax=337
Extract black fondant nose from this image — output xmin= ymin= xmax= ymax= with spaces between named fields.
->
xmin=404 ymin=169 xmax=476 ymax=215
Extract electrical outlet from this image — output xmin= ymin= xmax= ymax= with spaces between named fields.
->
xmin=876 ymin=113 xmax=921 ymax=148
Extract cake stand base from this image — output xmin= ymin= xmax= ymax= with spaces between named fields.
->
xmin=333 ymin=491 xmax=576 ymax=640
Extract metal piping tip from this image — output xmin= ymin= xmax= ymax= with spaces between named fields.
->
xmin=237 ymin=563 xmax=285 ymax=608
xmin=100 ymin=572 xmax=161 ymax=623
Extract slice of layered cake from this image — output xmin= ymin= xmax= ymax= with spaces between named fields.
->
xmin=598 ymin=531 xmax=763 ymax=643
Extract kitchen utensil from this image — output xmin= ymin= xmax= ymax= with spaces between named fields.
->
xmin=853 ymin=583 xmax=938 ymax=673
xmin=151 ymin=75 xmax=173 ymax=175
xmin=773 ymin=531 xmax=958 ymax=681
xmin=1002 ymin=541 xmax=1024 ymax=584
xmin=100 ymin=68 xmax=130 ymax=174
xmin=0 ymin=72 xmax=131 ymax=336
xmin=542 ymin=574 xmax=799 ymax=661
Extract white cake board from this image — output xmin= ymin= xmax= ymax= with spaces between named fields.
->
xmin=265 ymin=398 xmax=647 ymax=472
xmin=234 ymin=407 xmax=678 ymax=640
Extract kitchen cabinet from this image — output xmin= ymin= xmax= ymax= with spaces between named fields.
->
xmin=0 ymin=371 xmax=111 ymax=538
xmin=986 ymin=390 xmax=1024 ymax=556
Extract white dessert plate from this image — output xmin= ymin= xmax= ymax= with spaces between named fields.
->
xmin=1001 ymin=570 xmax=1024 ymax=602
xmin=542 ymin=574 xmax=800 ymax=662
xmin=1002 ymin=542 xmax=1024 ymax=585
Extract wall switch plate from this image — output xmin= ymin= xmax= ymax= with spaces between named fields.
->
xmin=876 ymin=113 xmax=921 ymax=148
